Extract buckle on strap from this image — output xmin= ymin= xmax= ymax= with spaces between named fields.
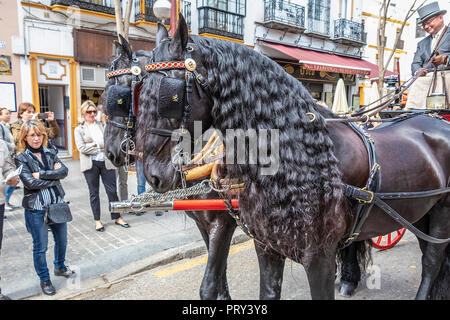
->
xmin=356 ymin=188 xmax=374 ymax=204
xmin=343 ymin=184 xmax=374 ymax=203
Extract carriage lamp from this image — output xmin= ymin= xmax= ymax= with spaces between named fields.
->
xmin=153 ymin=0 xmax=172 ymax=21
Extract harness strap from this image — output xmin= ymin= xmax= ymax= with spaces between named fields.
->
xmin=341 ymin=122 xmax=380 ymax=247
xmin=376 ymin=187 xmax=450 ymax=200
xmin=373 ymin=196 xmax=450 ymax=244
xmin=106 ymin=68 xmax=132 ymax=79
xmin=343 ymin=185 xmax=450 ymax=244
xmin=108 ymin=120 xmax=127 ymax=130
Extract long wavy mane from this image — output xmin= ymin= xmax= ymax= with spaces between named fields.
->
xmin=137 ymin=35 xmax=349 ymax=264
xmin=193 ymin=36 xmax=348 ymax=264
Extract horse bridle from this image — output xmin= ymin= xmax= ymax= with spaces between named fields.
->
xmin=106 ymin=42 xmax=211 ymax=181
xmin=106 ymin=50 xmax=149 ymax=169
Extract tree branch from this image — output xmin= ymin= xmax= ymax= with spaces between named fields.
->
xmin=114 ymin=0 xmax=124 ymax=42
xmin=123 ymin=0 xmax=133 ymax=41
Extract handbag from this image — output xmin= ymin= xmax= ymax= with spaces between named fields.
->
xmin=46 ymin=201 xmax=72 ymax=224
xmin=38 ymin=191 xmax=72 ymax=224
xmin=426 ymin=69 xmax=449 ymax=109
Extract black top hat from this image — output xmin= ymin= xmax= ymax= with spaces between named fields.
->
xmin=418 ymin=2 xmax=447 ymax=23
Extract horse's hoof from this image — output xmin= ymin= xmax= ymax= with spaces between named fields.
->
xmin=338 ymin=281 xmax=358 ymax=297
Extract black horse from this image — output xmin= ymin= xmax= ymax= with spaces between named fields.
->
xmin=136 ymin=16 xmax=450 ymax=300
xmin=103 ymin=37 xmax=240 ymax=300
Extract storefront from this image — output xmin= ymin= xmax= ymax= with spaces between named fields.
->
xmin=29 ymin=53 xmax=78 ymax=156
xmin=80 ymin=65 xmax=108 ymax=108
xmin=277 ymin=60 xmax=358 ymax=108
xmin=256 ymin=40 xmax=390 ymax=111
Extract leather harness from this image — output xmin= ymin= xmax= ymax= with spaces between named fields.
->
xmin=340 ymin=113 xmax=450 ymax=247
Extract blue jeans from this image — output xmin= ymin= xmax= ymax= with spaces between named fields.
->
xmin=136 ymin=160 xmax=147 ymax=195
xmin=24 ymin=209 xmax=68 ymax=282
xmin=5 ymin=185 xmax=18 ymax=204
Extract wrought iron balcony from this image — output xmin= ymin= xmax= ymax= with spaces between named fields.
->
xmin=305 ymin=18 xmax=330 ymax=38
xmin=262 ymin=0 xmax=305 ymax=32
xmin=333 ymin=18 xmax=365 ymax=46
xmin=134 ymin=0 xmax=191 ymax=29
xmin=134 ymin=0 xmax=159 ymax=23
xmin=50 ymin=0 xmax=115 ymax=15
xmin=198 ymin=7 xmax=244 ymax=40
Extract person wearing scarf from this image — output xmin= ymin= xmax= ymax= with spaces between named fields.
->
xmin=14 ymin=120 xmax=74 ymax=296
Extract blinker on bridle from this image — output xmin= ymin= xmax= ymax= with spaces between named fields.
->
xmin=106 ymin=43 xmax=212 ymax=186
xmin=105 ymin=52 xmax=144 ymax=169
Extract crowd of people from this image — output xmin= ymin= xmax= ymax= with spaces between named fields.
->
xmin=0 ymin=100 xmax=159 ymax=299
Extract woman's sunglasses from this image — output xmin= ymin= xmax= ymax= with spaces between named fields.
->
xmin=86 ymin=110 xmax=97 ymax=115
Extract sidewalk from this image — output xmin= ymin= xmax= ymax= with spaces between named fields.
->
xmin=0 ymin=158 xmax=247 ymax=300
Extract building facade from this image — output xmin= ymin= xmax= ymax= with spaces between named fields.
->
xmin=0 ymin=1 xmax=22 ymax=118
xmin=3 ymin=0 xmax=449 ymax=159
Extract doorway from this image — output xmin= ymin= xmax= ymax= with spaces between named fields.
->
xmin=38 ymin=85 xmax=68 ymax=150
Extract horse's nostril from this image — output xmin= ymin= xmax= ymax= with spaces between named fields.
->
xmin=149 ymin=176 xmax=161 ymax=189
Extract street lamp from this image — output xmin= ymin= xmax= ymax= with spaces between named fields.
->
xmin=153 ymin=0 xmax=177 ymax=36
xmin=153 ymin=0 xmax=171 ymax=21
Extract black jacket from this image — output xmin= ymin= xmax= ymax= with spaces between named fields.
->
xmin=15 ymin=148 xmax=68 ymax=210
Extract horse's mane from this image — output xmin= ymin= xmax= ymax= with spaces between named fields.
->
xmin=193 ymin=36 xmax=348 ymax=263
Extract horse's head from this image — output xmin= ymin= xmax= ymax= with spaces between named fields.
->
xmin=137 ymin=15 xmax=213 ymax=192
xmin=103 ymin=35 xmax=153 ymax=167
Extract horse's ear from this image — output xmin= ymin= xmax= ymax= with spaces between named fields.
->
xmin=156 ymin=22 xmax=169 ymax=46
xmin=118 ymin=34 xmax=133 ymax=60
xmin=169 ymin=14 xmax=189 ymax=56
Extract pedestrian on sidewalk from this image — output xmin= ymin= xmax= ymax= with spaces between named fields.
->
xmin=74 ymin=101 xmax=129 ymax=232
xmin=0 ymin=139 xmax=20 ymax=300
xmin=10 ymin=102 xmax=60 ymax=147
xmin=15 ymin=120 xmax=74 ymax=296
xmin=0 ymin=107 xmax=20 ymax=212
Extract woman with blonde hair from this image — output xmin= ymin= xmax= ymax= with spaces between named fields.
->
xmin=74 ymin=100 xmax=129 ymax=232
xmin=14 ymin=120 xmax=73 ymax=296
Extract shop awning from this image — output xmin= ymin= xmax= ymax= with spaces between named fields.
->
xmin=259 ymin=41 xmax=397 ymax=79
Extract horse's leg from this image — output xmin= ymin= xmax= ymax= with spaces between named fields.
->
xmin=304 ymin=247 xmax=338 ymax=300
xmin=415 ymin=202 xmax=450 ymax=300
xmin=338 ymin=242 xmax=361 ymax=297
xmin=254 ymin=243 xmax=286 ymax=300
xmin=429 ymin=244 xmax=450 ymax=300
xmin=197 ymin=213 xmax=236 ymax=300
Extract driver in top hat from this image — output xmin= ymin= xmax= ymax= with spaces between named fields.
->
xmin=412 ymin=2 xmax=450 ymax=76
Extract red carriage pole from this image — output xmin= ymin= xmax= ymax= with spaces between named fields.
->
xmin=110 ymin=199 xmax=239 ymax=213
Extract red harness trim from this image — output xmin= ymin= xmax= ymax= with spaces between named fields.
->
xmin=106 ymin=68 xmax=132 ymax=78
xmin=145 ymin=61 xmax=186 ymax=71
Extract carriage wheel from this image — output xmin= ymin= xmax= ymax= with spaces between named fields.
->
xmin=370 ymin=228 xmax=406 ymax=250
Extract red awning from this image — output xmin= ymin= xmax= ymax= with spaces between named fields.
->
xmin=260 ymin=41 xmax=397 ymax=79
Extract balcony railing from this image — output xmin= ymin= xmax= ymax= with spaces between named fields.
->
xmin=263 ymin=0 xmax=305 ymax=31
xmin=198 ymin=7 xmax=244 ymax=40
xmin=134 ymin=0 xmax=159 ymax=24
xmin=134 ymin=0 xmax=191 ymax=29
xmin=51 ymin=0 xmax=115 ymax=15
xmin=333 ymin=18 xmax=365 ymax=45
xmin=307 ymin=18 xmax=330 ymax=37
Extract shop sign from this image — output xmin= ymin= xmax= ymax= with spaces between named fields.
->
xmin=0 ymin=55 xmax=12 ymax=75
xmin=280 ymin=62 xmax=355 ymax=83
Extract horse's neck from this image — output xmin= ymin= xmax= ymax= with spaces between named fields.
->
xmin=326 ymin=122 xmax=370 ymax=187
